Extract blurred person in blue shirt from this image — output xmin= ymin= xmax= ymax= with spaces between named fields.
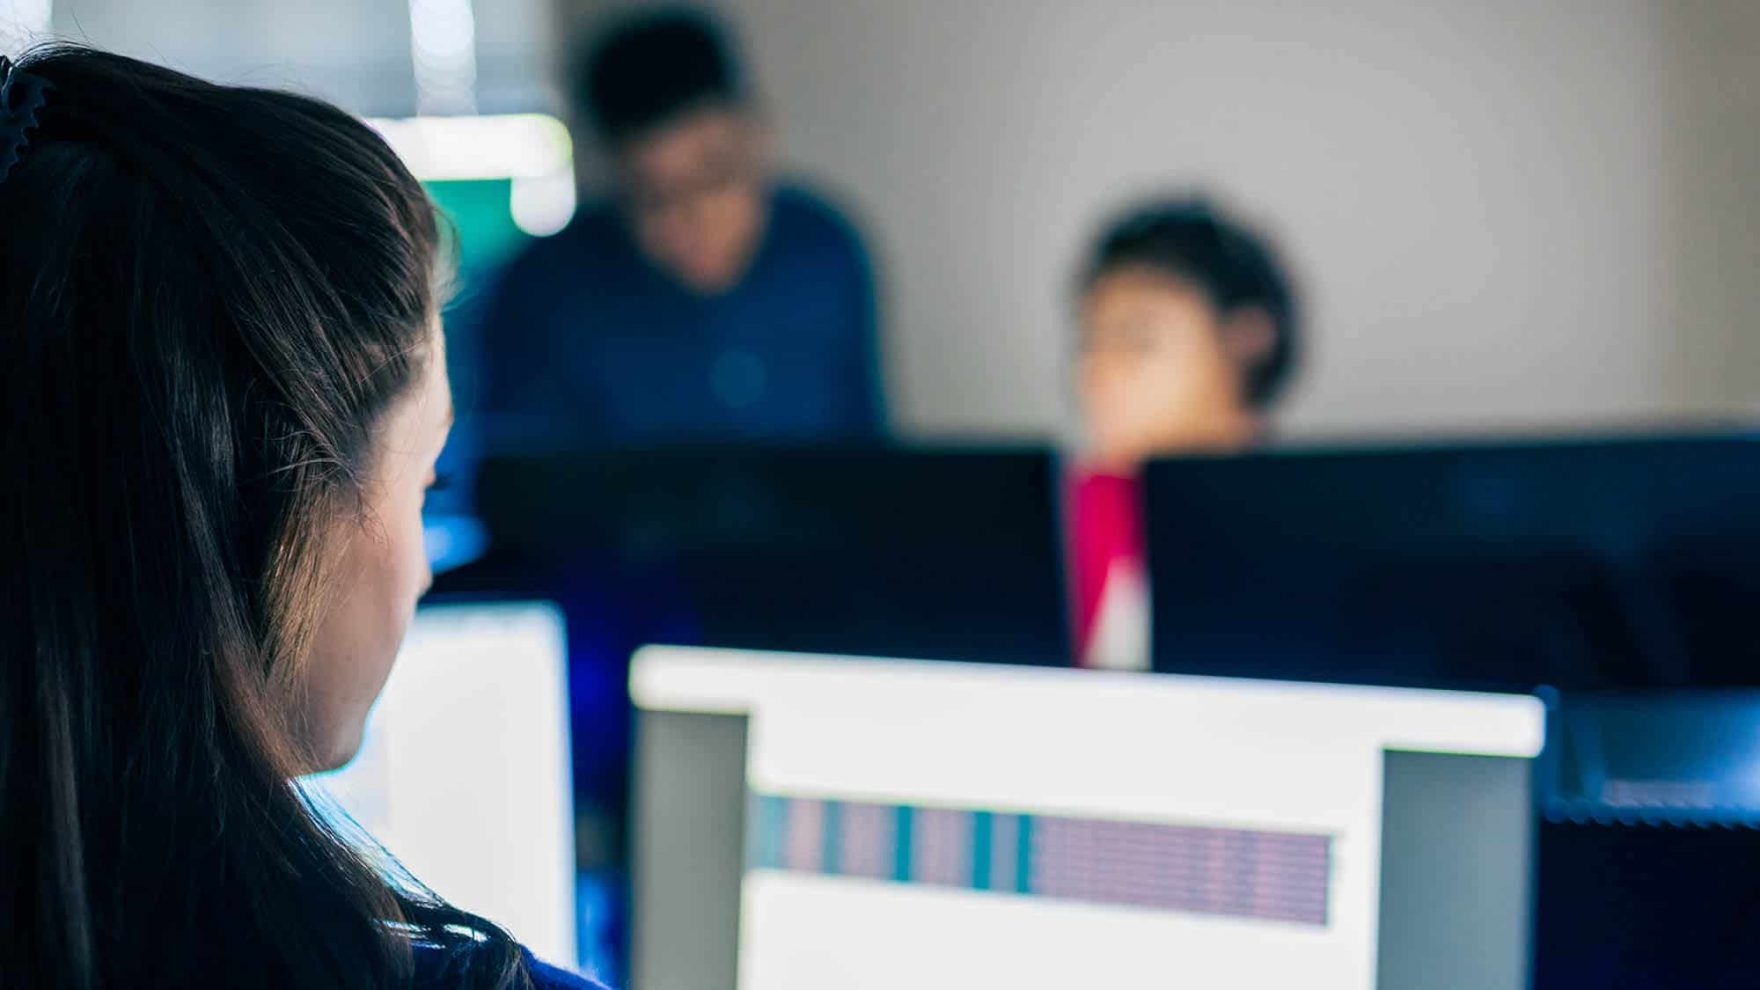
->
xmin=478 ymin=7 xmax=885 ymax=449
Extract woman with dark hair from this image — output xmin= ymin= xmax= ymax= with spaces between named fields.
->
xmin=0 ymin=49 xmax=601 ymax=989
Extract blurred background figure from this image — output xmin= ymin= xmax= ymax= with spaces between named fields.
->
xmin=1076 ymin=198 xmax=1297 ymax=469
xmin=1068 ymin=199 xmax=1299 ymax=670
xmin=476 ymin=6 xmax=885 ymax=450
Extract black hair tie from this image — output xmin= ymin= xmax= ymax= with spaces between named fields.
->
xmin=0 ymin=56 xmax=52 ymax=183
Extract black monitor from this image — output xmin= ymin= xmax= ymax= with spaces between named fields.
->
xmin=1144 ymin=432 xmax=1760 ymax=692
xmin=469 ymin=444 xmax=1071 ymax=668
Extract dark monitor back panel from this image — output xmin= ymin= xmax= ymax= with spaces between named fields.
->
xmin=475 ymin=444 xmax=1070 ymax=667
xmin=1145 ymin=433 xmax=1760 ymax=691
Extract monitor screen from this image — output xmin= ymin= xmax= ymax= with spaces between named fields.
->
xmin=471 ymin=445 xmax=1071 ymax=667
xmin=302 ymin=602 xmax=577 ymax=966
xmin=1144 ymin=433 xmax=1760 ymax=691
xmin=629 ymin=647 xmax=1545 ymax=990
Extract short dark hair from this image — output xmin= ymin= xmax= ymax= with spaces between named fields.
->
xmin=575 ymin=7 xmax=746 ymax=146
xmin=1081 ymin=197 xmax=1300 ymax=409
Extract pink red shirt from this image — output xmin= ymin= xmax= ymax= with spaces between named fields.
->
xmin=1066 ymin=468 xmax=1151 ymax=670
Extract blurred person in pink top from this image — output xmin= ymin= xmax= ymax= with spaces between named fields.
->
xmin=1068 ymin=198 xmax=1302 ymax=670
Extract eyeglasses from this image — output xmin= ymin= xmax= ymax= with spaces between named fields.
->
xmin=624 ymin=146 xmax=758 ymax=219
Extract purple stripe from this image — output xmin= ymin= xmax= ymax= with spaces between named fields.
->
xmin=1030 ymin=818 xmax=1330 ymax=925
xmin=838 ymin=801 xmax=896 ymax=879
xmin=783 ymin=800 xmax=824 ymax=873
xmin=910 ymin=808 xmax=972 ymax=887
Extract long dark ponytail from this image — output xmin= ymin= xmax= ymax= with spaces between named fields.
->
xmin=0 ymin=47 xmax=527 ymax=989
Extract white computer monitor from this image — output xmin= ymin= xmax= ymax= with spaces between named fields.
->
xmin=303 ymin=602 xmax=577 ymax=965
xmin=630 ymin=647 xmax=1545 ymax=990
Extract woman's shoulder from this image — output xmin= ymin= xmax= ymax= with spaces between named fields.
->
xmin=522 ymin=948 xmax=611 ymax=990
xmin=410 ymin=941 xmax=611 ymax=990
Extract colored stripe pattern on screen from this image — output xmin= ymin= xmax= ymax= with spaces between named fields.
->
xmin=747 ymin=794 xmax=1332 ymax=926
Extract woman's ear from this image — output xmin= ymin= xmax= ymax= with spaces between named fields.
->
xmin=1219 ymin=306 xmax=1276 ymax=372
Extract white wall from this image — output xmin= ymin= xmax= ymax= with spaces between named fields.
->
xmin=36 ymin=0 xmax=1759 ymax=442
xmin=43 ymin=0 xmax=552 ymax=116
xmin=1654 ymin=1 xmax=1760 ymax=427
xmin=574 ymin=0 xmax=1760 ymax=442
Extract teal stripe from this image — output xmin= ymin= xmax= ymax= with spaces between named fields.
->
xmin=773 ymin=796 xmax=791 ymax=870
xmin=821 ymin=800 xmax=843 ymax=875
xmin=750 ymin=794 xmax=786 ymax=869
xmin=745 ymin=793 xmax=762 ymax=868
xmin=990 ymin=813 xmax=1016 ymax=892
xmin=1015 ymin=814 xmax=1033 ymax=893
xmin=894 ymin=805 xmax=914 ymax=882
xmin=971 ymin=811 xmax=993 ymax=889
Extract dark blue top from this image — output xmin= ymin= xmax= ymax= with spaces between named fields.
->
xmin=476 ymin=183 xmax=884 ymax=449
xmin=412 ymin=944 xmax=607 ymax=990
xmin=524 ymin=950 xmax=606 ymax=990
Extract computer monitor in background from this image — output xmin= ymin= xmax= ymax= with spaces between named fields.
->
xmin=302 ymin=603 xmax=578 ymax=967
xmin=629 ymin=647 xmax=1545 ymax=990
xmin=1144 ymin=433 xmax=1760 ymax=692
xmin=472 ymin=445 xmax=1071 ymax=667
